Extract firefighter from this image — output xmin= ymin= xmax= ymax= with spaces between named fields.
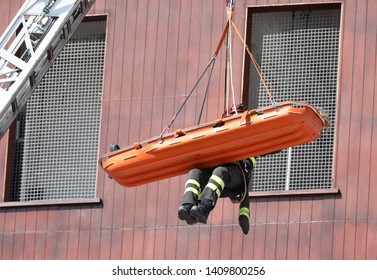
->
xmin=177 ymin=104 xmax=256 ymax=234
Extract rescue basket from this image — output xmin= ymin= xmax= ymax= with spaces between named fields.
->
xmin=99 ymin=101 xmax=328 ymax=187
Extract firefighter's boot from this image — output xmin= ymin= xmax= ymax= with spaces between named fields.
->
xmin=178 ymin=204 xmax=197 ymax=225
xmin=190 ymin=200 xmax=214 ymax=224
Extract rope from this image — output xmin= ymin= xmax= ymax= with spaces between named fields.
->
xmin=230 ymin=20 xmax=278 ymax=109
xmin=158 ymin=56 xmax=217 ymax=143
xmin=158 ymin=1 xmax=278 ymax=142
xmin=225 ymin=29 xmax=230 ymax=114
xmin=158 ymin=20 xmax=231 ymax=142
xmin=227 ymin=10 xmax=238 ymax=115
xmin=224 ymin=6 xmax=232 ymax=115
xmin=197 ymin=58 xmax=216 ymax=125
xmin=223 ymin=5 xmax=240 ymax=117
xmin=234 ymin=161 xmax=248 ymax=203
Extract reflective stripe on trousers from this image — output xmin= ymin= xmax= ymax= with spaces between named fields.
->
xmin=206 ymin=174 xmax=225 ymax=198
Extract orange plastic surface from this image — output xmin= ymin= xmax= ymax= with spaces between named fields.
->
xmin=99 ymin=101 xmax=327 ymax=187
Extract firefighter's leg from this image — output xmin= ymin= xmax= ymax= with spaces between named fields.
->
xmin=238 ymin=166 xmax=254 ymax=235
xmin=238 ymin=194 xmax=250 ymax=234
xmin=190 ymin=166 xmax=234 ymax=223
xmin=178 ymin=168 xmax=212 ymax=225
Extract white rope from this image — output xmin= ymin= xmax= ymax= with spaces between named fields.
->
xmin=225 ymin=5 xmax=238 ymax=116
xmin=228 ymin=17 xmax=238 ymax=115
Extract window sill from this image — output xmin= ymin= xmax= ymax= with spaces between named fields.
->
xmin=249 ymin=188 xmax=339 ymax=198
xmin=0 ymin=198 xmax=102 ymax=208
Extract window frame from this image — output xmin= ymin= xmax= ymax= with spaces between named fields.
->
xmin=241 ymin=3 xmax=342 ymax=197
xmin=0 ymin=15 xmax=107 ymax=208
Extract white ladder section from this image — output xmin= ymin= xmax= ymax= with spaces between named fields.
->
xmin=0 ymin=0 xmax=95 ymax=139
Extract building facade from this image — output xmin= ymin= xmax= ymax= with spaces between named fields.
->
xmin=0 ymin=0 xmax=376 ymax=259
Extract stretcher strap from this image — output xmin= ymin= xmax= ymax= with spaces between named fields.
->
xmin=230 ymin=20 xmax=277 ymax=108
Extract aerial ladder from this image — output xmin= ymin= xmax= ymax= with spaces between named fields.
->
xmin=0 ymin=0 xmax=96 ymax=139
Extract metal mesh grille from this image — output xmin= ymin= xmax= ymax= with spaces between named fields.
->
xmin=248 ymin=8 xmax=340 ymax=192
xmin=10 ymin=20 xmax=105 ymax=201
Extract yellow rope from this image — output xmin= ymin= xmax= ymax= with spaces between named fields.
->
xmin=234 ymin=161 xmax=248 ymax=203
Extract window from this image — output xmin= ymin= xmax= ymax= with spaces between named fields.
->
xmin=243 ymin=5 xmax=341 ymax=193
xmin=4 ymin=18 xmax=106 ymax=203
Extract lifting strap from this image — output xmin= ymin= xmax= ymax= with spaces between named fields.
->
xmin=230 ymin=20 xmax=278 ymax=109
xmin=158 ymin=21 xmax=230 ymax=143
xmin=225 ymin=4 xmax=236 ymax=117
xmin=158 ymin=0 xmax=277 ymax=142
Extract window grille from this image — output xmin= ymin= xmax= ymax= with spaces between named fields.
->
xmin=247 ymin=7 xmax=340 ymax=192
xmin=9 ymin=20 xmax=105 ymax=201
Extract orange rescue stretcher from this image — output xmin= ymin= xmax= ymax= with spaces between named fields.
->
xmin=99 ymin=101 xmax=329 ymax=187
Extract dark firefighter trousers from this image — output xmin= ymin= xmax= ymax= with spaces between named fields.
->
xmin=180 ymin=163 xmax=251 ymax=227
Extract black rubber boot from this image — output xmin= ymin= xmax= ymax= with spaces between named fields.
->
xmin=190 ymin=200 xmax=214 ymax=224
xmin=178 ymin=204 xmax=197 ymax=225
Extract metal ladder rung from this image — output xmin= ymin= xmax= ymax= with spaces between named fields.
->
xmin=0 ymin=49 xmax=27 ymax=70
